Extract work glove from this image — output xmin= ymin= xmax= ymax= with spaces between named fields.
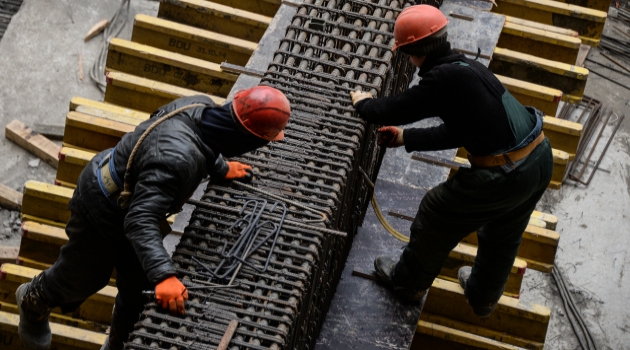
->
xmin=377 ymin=126 xmax=404 ymax=148
xmin=224 ymin=161 xmax=254 ymax=183
xmin=156 ymin=276 xmax=188 ymax=315
xmin=350 ymin=90 xmax=373 ymax=106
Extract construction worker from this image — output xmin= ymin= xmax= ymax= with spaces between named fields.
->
xmin=350 ymin=5 xmax=553 ymax=317
xmin=15 ymin=86 xmax=291 ymax=350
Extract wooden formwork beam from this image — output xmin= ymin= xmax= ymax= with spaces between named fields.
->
xmin=504 ymin=15 xmax=579 ymax=38
xmin=548 ymin=0 xmax=610 ymax=13
xmin=0 ymin=264 xmax=116 ymax=325
xmin=18 ymin=221 xmax=67 ymax=266
xmin=199 ymin=0 xmax=281 ymax=17
xmin=0 ymin=302 xmax=108 ymax=333
xmin=490 ymin=48 xmax=589 ymax=103
xmin=63 ymin=112 xmax=135 ymax=153
xmin=20 ymin=181 xmax=73 ymax=225
xmin=5 ymin=120 xmax=60 ymax=168
xmin=496 ymin=74 xmax=563 ymax=117
xmin=56 ymin=147 xmax=98 ymax=188
xmin=492 ymin=0 xmax=607 ymax=46
xmin=542 ymin=116 xmax=583 ymax=160
xmin=158 ymin=0 xmax=272 ymax=42
xmin=69 ymin=97 xmax=149 ymax=122
xmin=106 ymin=38 xmax=238 ymax=97
xmin=132 ymin=14 xmax=256 ymax=66
xmin=104 ymin=70 xmax=225 ymax=113
xmin=499 ymin=21 xmax=582 ymax=64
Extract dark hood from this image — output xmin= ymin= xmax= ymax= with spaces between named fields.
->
xmin=418 ymin=41 xmax=467 ymax=77
xmin=200 ymin=103 xmax=269 ymax=158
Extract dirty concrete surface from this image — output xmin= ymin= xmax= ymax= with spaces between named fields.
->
xmin=0 ymin=1 xmax=628 ymax=349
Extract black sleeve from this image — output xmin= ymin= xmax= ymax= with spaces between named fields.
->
xmin=354 ymin=70 xmax=443 ymax=125
xmin=210 ymin=154 xmax=229 ymax=179
xmin=124 ymin=161 xmax=195 ymax=283
xmin=403 ymin=124 xmax=462 ymax=152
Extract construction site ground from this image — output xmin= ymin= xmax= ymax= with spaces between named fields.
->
xmin=0 ymin=0 xmax=628 ymax=349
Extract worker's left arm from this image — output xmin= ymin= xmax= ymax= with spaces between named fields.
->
xmin=211 ymin=154 xmax=253 ymax=182
xmin=402 ymin=124 xmax=461 ymax=152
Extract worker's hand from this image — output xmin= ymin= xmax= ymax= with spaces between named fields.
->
xmin=350 ymin=90 xmax=373 ymax=106
xmin=224 ymin=161 xmax=253 ymax=183
xmin=156 ymin=276 xmax=188 ymax=315
xmin=377 ymin=126 xmax=404 ymax=148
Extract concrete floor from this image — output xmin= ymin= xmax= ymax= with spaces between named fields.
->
xmin=0 ymin=1 xmax=628 ymax=349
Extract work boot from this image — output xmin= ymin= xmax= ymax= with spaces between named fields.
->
xmin=374 ymin=255 xmax=427 ymax=302
xmin=16 ymin=274 xmax=52 ymax=350
xmin=100 ymin=336 xmax=113 ymax=350
xmin=458 ymin=266 xmax=498 ymax=318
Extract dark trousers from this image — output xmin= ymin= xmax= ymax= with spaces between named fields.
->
xmin=394 ymin=139 xmax=554 ymax=305
xmin=40 ymin=199 xmax=152 ymax=348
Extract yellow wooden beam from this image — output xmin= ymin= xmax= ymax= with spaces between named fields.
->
xmin=554 ymin=0 xmax=609 ymax=12
xmin=463 ymin=225 xmax=560 ymax=273
xmin=104 ymin=70 xmax=226 ymax=113
xmin=0 ymin=302 xmax=108 ymax=334
xmin=416 ymin=314 xmax=544 ymax=350
xmin=21 ymin=181 xmax=73 ymax=225
xmin=158 ymin=0 xmax=272 ymax=42
xmin=531 ymin=210 xmax=558 ymax=230
xmin=442 ymin=243 xmax=526 ymax=298
xmin=496 ymin=74 xmax=562 ymax=116
xmin=132 ymin=14 xmax=256 ymax=66
xmin=543 ymin=116 xmax=582 ymax=160
xmin=63 ymin=112 xmax=135 ymax=153
xmin=424 ymin=278 xmax=550 ymax=343
xmin=199 ymin=0 xmax=280 ymax=17
xmin=18 ymin=221 xmax=67 ymax=266
xmin=0 ymin=310 xmax=106 ymax=349
xmin=56 ymin=147 xmax=98 ymax=188
xmin=106 ymin=38 xmax=238 ymax=97
xmin=493 ymin=0 xmax=607 ymax=45
xmin=504 ymin=15 xmax=579 ymax=37
xmin=490 ymin=47 xmax=588 ymax=102
xmin=499 ymin=21 xmax=581 ymax=64
xmin=414 ymin=320 xmax=529 ymax=350
xmin=69 ymin=97 xmax=149 ymax=122
xmin=0 ymin=264 xmax=116 ymax=325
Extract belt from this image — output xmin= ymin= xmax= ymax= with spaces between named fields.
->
xmin=467 ymin=131 xmax=545 ymax=168
xmin=97 ymin=149 xmax=124 ymax=205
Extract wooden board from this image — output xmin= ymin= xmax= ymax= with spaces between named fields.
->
xmin=0 ymin=246 xmax=18 ymax=264
xmin=0 ymin=184 xmax=22 ymax=211
xmin=5 ymin=120 xmax=61 ymax=168
xmin=440 ymin=2 xmax=506 ymax=67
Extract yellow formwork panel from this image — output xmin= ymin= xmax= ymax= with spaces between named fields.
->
xmin=70 ymin=97 xmax=149 ymax=122
xmin=202 ymin=0 xmax=281 ymax=17
xmin=158 ymin=0 xmax=272 ymax=42
xmin=441 ymin=243 xmax=526 ymax=298
xmin=413 ymin=320 xmax=528 ymax=350
xmin=463 ymin=225 xmax=560 ymax=273
xmin=16 ymin=256 xmax=52 ymax=271
xmin=554 ymin=0 xmax=610 ymax=13
xmin=132 ymin=14 xmax=256 ymax=66
xmin=490 ymin=47 xmax=588 ymax=102
xmin=104 ymin=70 xmax=226 ymax=113
xmin=21 ymin=181 xmax=73 ymax=224
xmin=493 ymin=0 xmax=607 ymax=46
xmin=543 ymin=116 xmax=582 ymax=159
xmin=414 ymin=314 xmax=544 ymax=350
xmin=0 ymin=310 xmax=106 ymax=350
xmin=106 ymin=38 xmax=238 ymax=97
xmin=56 ymin=147 xmax=98 ymax=187
xmin=504 ymin=15 xmax=579 ymax=37
xmin=0 ymin=302 xmax=108 ymax=334
xmin=423 ymin=279 xmax=550 ymax=343
xmin=499 ymin=21 xmax=581 ymax=64
xmin=64 ymin=112 xmax=135 ymax=152
xmin=496 ymin=74 xmax=562 ymax=116
xmin=0 ymin=264 xmax=116 ymax=325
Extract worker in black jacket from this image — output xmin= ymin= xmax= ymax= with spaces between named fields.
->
xmin=16 ymin=86 xmax=291 ymax=350
xmin=350 ymin=5 xmax=553 ymax=317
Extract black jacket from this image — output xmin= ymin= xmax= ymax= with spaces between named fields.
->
xmin=75 ymin=95 xmax=227 ymax=283
xmin=355 ymin=42 xmax=525 ymax=156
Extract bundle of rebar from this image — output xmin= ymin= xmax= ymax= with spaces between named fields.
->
xmin=123 ymin=0 xmax=425 ymax=349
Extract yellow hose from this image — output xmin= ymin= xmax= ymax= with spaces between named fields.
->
xmin=359 ymin=167 xmax=410 ymax=243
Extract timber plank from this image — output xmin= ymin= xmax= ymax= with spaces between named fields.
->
xmin=0 ymin=184 xmax=22 ymax=211
xmin=5 ymin=120 xmax=60 ymax=168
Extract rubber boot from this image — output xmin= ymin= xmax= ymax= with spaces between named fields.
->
xmin=16 ymin=274 xmax=52 ymax=350
xmin=458 ymin=266 xmax=498 ymax=318
xmin=374 ymin=255 xmax=427 ymax=302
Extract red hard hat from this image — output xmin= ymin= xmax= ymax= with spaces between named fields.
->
xmin=232 ymin=86 xmax=291 ymax=141
xmin=392 ymin=5 xmax=448 ymax=51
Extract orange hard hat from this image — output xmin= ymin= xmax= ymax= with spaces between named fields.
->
xmin=392 ymin=5 xmax=448 ymax=51
xmin=232 ymin=86 xmax=291 ymax=141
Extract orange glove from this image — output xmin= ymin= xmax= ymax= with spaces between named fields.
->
xmin=224 ymin=161 xmax=253 ymax=182
xmin=156 ymin=276 xmax=188 ymax=315
xmin=377 ymin=126 xmax=404 ymax=148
